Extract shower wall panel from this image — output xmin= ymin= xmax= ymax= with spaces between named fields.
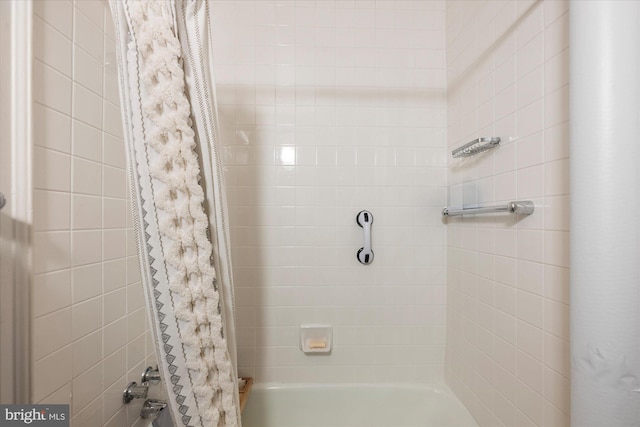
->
xmin=212 ymin=0 xmax=449 ymax=383
xmin=444 ymin=1 xmax=570 ymax=426
xmin=31 ymin=1 xmax=155 ymax=425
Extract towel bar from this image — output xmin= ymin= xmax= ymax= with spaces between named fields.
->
xmin=442 ymin=200 xmax=534 ymax=217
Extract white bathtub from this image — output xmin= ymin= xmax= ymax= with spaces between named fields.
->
xmin=241 ymin=383 xmax=479 ymax=427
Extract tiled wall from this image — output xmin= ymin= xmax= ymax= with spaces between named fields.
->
xmin=211 ymin=0 xmax=449 ymax=383
xmin=444 ymin=1 xmax=570 ymax=426
xmin=31 ymin=1 xmax=155 ymax=425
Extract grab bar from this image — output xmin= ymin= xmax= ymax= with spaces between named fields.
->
xmin=442 ymin=200 xmax=534 ymax=217
xmin=452 ymin=137 xmax=500 ymax=158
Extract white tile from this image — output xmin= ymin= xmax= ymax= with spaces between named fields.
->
xmin=73 ymin=119 xmax=102 ymax=162
xmin=33 ymin=346 xmax=72 ymax=402
xmin=544 ymin=231 xmax=569 ymax=267
xmin=517 ymin=320 xmax=543 ymax=361
xmin=72 ymin=297 xmax=102 ymax=340
xmin=74 ymin=7 xmax=104 ymax=61
xmin=103 ymin=317 xmax=127 ymax=356
xmin=545 ymin=195 xmax=569 ymax=231
xmin=103 ymin=101 xmax=123 ymax=138
xmin=72 ymin=363 xmax=103 ymax=414
xmin=103 ymin=198 xmax=126 ymax=229
xmin=33 ymin=270 xmax=72 ymax=317
xmin=34 ymin=147 xmax=71 ymax=192
xmin=72 ymin=263 xmax=103 ymax=304
xmin=517 ymin=290 xmax=544 ymax=328
xmin=74 ymin=1 xmax=104 ymax=30
xmin=545 ymin=13 xmax=569 ymax=60
xmin=103 ymin=288 xmax=126 ymax=325
xmin=73 ymin=83 xmax=103 ymax=129
xmin=74 ymin=46 xmax=103 ymax=96
xmin=34 ymin=0 xmax=73 ymax=39
xmin=103 ymin=229 xmax=126 ymax=261
xmin=72 ymin=194 xmax=102 ymax=230
xmin=72 ymin=157 xmax=102 ymax=195
xmin=517 ymin=229 xmax=544 ymax=263
xmin=72 ymin=230 xmax=102 ymax=266
xmin=33 ymin=104 xmax=72 ymax=153
xmin=517 ymin=66 xmax=543 ymax=109
xmin=517 ymin=98 xmax=543 ymax=138
xmin=33 ymin=308 xmax=72 ymax=361
xmin=544 ymin=159 xmax=569 ymax=196
xmin=516 ymin=381 xmax=544 ymax=426
xmin=103 ymin=166 xmax=126 ymax=198
xmin=103 ymin=347 xmax=126 ymax=389
xmin=34 ymin=61 xmax=72 ymax=115
xmin=517 ymin=164 xmax=544 ymax=198
xmin=72 ymin=330 xmax=102 ymax=377
xmin=34 ymin=17 xmax=72 ymax=76
xmin=34 ymin=231 xmax=71 ymax=274
xmin=34 ymin=190 xmax=70 ymax=231
xmin=103 ymin=134 xmax=125 ymax=168
xmin=72 ymin=395 xmax=103 ymax=426
xmin=545 ymin=85 xmax=569 ymax=128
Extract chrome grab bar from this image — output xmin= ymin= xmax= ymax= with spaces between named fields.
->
xmin=442 ymin=200 xmax=534 ymax=217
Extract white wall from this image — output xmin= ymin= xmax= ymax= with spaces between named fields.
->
xmin=445 ymin=1 xmax=570 ymax=426
xmin=31 ymin=1 xmax=155 ymax=425
xmin=211 ymin=0 xmax=449 ymax=383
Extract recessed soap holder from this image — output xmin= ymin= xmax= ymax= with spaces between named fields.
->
xmin=300 ymin=324 xmax=332 ymax=354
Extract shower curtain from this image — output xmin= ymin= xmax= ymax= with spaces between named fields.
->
xmin=109 ymin=1 xmax=240 ymax=426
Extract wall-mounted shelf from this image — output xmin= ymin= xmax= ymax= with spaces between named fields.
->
xmin=452 ymin=137 xmax=500 ymax=158
xmin=442 ymin=200 xmax=534 ymax=217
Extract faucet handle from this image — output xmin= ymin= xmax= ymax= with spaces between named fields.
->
xmin=123 ymin=382 xmax=148 ymax=404
xmin=141 ymin=366 xmax=161 ymax=385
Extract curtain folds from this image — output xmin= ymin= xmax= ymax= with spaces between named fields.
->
xmin=109 ymin=1 xmax=240 ymax=426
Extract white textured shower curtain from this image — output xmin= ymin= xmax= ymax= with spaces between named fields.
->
xmin=109 ymin=1 xmax=240 ymax=426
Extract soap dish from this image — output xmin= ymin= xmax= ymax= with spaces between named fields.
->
xmin=300 ymin=324 xmax=332 ymax=354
